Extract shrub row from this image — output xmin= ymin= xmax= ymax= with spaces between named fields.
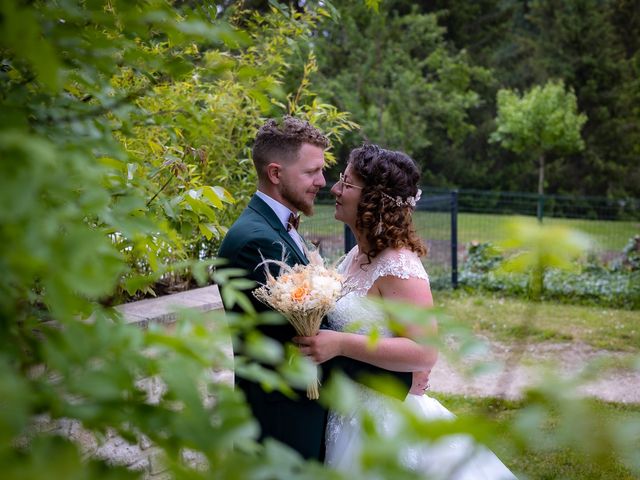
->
xmin=458 ymin=237 xmax=640 ymax=310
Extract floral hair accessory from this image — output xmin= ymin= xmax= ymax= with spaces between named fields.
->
xmin=380 ymin=189 xmax=422 ymax=208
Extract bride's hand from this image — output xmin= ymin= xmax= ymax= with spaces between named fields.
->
xmin=293 ymin=330 xmax=343 ymax=364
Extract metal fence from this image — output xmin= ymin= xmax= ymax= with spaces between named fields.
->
xmin=426 ymin=188 xmax=640 ymax=222
xmin=300 ymin=187 xmax=640 ymax=289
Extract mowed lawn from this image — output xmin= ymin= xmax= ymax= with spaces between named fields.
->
xmin=436 ymin=291 xmax=640 ymax=351
xmin=304 ymin=204 xmax=639 ymax=252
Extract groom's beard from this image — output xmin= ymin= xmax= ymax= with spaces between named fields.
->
xmin=281 ymin=182 xmax=315 ymax=217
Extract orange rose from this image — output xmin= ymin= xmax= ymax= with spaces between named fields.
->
xmin=291 ymin=284 xmax=310 ymax=302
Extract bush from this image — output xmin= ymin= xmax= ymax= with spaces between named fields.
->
xmin=459 ymin=240 xmax=640 ymax=309
xmin=611 ymin=235 xmax=640 ymax=272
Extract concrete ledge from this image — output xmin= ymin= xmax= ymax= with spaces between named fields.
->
xmin=115 ymin=285 xmax=224 ymax=328
xmin=44 ymin=286 xmax=229 ymax=477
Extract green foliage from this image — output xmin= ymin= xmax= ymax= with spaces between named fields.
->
xmin=448 ymin=221 xmax=640 ymax=478
xmin=107 ymin=4 xmax=357 ymax=294
xmin=0 ymin=0 xmax=359 ymax=305
xmin=461 ymin=242 xmax=504 ymax=273
xmin=521 ymin=0 xmax=640 ymax=198
xmin=282 ymin=51 xmax=359 ymax=165
xmin=0 ymin=0 xmax=356 ymax=478
xmin=499 ymin=218 xmax=592 ymax=280
xmin=459 ymin=236 xmax=640 ymax=310
xmin=438 ymin=393 xmax=640 ymax=480
xmin=491 ymin=80 xmax=586 ymax=156
xmin=491 ymin=80 xmax=587 ymax=195
xmin=461 ymin=266 xmax=640 ymax=310
xmin=404 ymin=1 xmax=640 ymax=197
xmin=310 ymin=0 xmax=492 ymax=173
xmin=612 ymin=235 xmax=640 ymax=272
xmin=1 ymin=1 xmax=639 ymax=478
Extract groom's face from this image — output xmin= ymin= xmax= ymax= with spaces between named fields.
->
xmin=279 ymin=143 xmax=326 ymax=216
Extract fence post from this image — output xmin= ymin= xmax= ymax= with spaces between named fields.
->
xmin=451 ymin=190 xmax=458 ymax=289
xmin=537 ymin=194 xmax=545 ymax=223
xmin=344 ymin=224 xmax=356 ymax=253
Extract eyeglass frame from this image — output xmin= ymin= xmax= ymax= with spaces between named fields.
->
xmin=338 ymin=172 xmax=363 ymax=190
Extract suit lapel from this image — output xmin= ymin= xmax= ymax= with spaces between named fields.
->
xmin=248 ymin=195 xmax=309 ymax=266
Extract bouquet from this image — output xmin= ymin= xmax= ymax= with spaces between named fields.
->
xmin=253 ymin=249 xmax=343 ymax=399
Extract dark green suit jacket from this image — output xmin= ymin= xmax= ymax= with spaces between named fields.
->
xmin=218 ymin=194 xmax=412 ymax=460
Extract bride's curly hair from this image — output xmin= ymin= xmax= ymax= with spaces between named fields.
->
xmin=349 ymin=144 xmax=427 ymax=263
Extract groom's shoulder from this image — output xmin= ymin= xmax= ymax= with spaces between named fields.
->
xmin=228 ymin=205 xmax=274 ymax=237
xmin=220 ymin=208 xmax=278 ymax=253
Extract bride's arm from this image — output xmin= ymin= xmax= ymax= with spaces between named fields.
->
xmin=295 ymin=276 xmax=438 ymax=372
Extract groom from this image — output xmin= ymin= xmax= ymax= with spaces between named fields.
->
xmin=218 ymin=117 xmax=412 ymax=460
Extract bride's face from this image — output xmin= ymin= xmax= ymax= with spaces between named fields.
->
xmin=330 ymin=163 xmax=363 ymax=229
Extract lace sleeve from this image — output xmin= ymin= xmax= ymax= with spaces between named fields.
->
xmin=338 ymin=247 xmax=430 ymax=294
xmin=372 ymin=249 xmax=430 ymax=284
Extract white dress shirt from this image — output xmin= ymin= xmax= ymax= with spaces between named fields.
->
xmin=255 ymin=190 xmax=306 ymax=254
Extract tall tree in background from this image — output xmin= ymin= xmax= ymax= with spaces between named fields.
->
xmin=491 ymin=80 xmax=587 ymax=215
xmin=310 ymin=0 xmax=492 ymax=183
xmin=513 ymin=0 xmax=640 ymax=197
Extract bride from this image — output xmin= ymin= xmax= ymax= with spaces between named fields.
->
xmin=295 ymin=144 xmax=517 ymax=479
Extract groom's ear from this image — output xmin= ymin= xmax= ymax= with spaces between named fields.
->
xmin=266 ymin=163 xmax=281 ymax=185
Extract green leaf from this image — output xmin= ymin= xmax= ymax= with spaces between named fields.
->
xmin=201 ymin=186 xmax=224 ymax=209
xmin=244 ymin=331 xmax=284 ymax=365
xmin=0 ymin=1 xmax=61 ymax=91
xmin=228 ymin=278 xmax=257 ymax=290
xmin=199 ymin=223 xmax=215 ymax=240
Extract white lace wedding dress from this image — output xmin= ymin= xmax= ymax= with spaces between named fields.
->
xmin=324 ymin=246 xmax=518 ymax=479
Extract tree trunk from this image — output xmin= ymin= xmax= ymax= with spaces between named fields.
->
xmin=537 ymin=153 xmax=545 ymax=223
xmin=538 ymin=153 xmax=545 ymax=196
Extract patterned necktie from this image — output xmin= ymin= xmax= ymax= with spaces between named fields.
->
xmin=287 ymin=212 xmax=300 ymax=231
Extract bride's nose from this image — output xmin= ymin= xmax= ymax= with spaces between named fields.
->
xmin=330 ymin=181 xmax=340 ymax=197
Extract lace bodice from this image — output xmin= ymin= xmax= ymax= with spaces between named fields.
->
xmin=327 ymin=246 xmax=430 ymax=335
xmin=325 ymin=247 xmax=430 ymax=455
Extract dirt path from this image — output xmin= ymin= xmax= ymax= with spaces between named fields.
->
xmin=429 ymin=337 xmax=640 ymax=404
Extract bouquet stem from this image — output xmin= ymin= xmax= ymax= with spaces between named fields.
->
xmin=307 ymin=367 xmax=320 ymax=400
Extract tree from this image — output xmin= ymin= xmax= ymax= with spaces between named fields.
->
xmin=310 ymin=0 xmax=492 ymax=181
xmin=2 ymin=1 xmax=638 ymax=478
xmin=515 ymin=0 xmax=640 ymax=197
xmin=491 ymin=80 xmax=587 ymax=212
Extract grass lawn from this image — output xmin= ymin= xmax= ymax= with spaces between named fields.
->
xmin=449 ymin=212 xmax=638 ymax=252
xmin=436 ymin=290 xmax=640 ymax=352
xmin=432 ymin=393 xmax=640 ymax=480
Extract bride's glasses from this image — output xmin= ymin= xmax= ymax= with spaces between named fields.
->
xmin=339 ymin=172 xmax=363 ymax=190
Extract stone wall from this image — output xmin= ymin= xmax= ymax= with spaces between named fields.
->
xmin=33 ymin=285 xmax=230 ymax=479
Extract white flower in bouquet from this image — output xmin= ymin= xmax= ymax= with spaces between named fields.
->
xmin=253 ymin=249 xmax=344 ymax=399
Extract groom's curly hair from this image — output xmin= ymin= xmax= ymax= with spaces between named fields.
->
xmin=349 ymin=144 xmax=426 ymax=263
xmin=252 ymin=116 xmax=329 ymax=178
